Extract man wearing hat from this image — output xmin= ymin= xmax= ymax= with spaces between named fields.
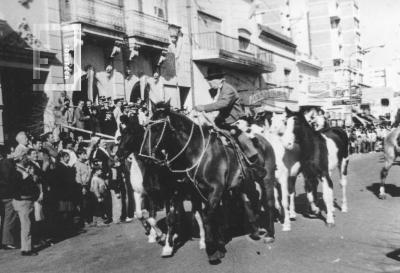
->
xmin=193 ymin=67 xmax=265 ymax=178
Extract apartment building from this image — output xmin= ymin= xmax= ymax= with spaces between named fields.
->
xmin=251 ymin=0 xmax=322 ymax=110
xmin=185 ymin=0 xmax=276 ymax=111
xmin=0 ymin=0 xmax=64 ymax=144
xmin=308 ymin=0 xmax=362 ymax=124
xmin=290 ymin=0 xmax=323 ymax=107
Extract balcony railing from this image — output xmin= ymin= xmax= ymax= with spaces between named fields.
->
xmin=296 ymin=51 xmax=322 ymax=69
xmin=61 ymin=0 xmax=124 ymax=32
xmin=125 ymin=10 xmax=169 ymax=44
xmin=192 ymin=31 xmax=274 ymax=69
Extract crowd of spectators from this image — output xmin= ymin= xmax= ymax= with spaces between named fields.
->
xmin=0 ymin=96 xmax=149 ymax=256
xmin=346 ymin=125 xmax=391 ymax=154
xmin=0 ymin=95 xmax=395 ymax=257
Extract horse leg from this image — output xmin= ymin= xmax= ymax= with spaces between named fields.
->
xmin=161 ymin=200 xmax=175 ymax=257
xmin=273 ymin=185 xmax=281 ymax=213
xmin=242 ymin=191 xmax=261 ymax=240
xmin=278 ymin=172 xmax=291 ymax=231
xmin=288 ymin=175 xmax=297 ymax=219
xmin=133 ymin=191 xmax=144 ymax=219
xmin=147 ymin=199 xmax=163 ymax=244
xmin=203 ymin=188 xmax=224 ymax=264
xmin=380 ymin=150 xmax=395 ymax=199
xmin=321 ymin=175 xmax=335 ymax=227
xmin=305 ymin=177 xmax=320 ymax=215
xmin=339 ymin=158 xmax=349 ymax=212
xmin=194 ymin=208 xmax=206 ymax=250
xmin=288 ymin=162 xmax=300 ymax=219
xmin=261 ymin=176 xmax=276 ymax=243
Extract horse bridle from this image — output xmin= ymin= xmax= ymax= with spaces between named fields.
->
xmin=139 ymin=116 xmax=203 ymax=171
xmin=139 ymin=118 xmax=169 ymax=165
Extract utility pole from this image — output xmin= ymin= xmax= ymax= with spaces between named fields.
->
xmin=186 ymin=0 xmax=196 ymax=108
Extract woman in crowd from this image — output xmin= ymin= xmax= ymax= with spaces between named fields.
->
xmin=52 ymin=151 xmax=78 ymax=239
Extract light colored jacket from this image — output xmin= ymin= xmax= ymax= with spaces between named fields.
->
xmin=75 ymin=160 xmax=91 ymax=187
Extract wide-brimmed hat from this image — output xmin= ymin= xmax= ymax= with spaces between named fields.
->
xmin=205 ymin=67 xmax=225 ymax=80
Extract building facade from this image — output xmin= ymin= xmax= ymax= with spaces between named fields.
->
xmin=308 ymin=0 xmax=363 ymax=124
xmin=0 ymin=0 xmax=64 ymax=144
xmin=186 ymin=0 xmax=276 ymax=111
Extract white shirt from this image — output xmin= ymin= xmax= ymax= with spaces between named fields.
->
xmin=148 ymin=78 xmax=165 ymax=103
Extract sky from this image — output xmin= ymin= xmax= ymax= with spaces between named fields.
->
xmin=360 ymin=0 xmax=400 ymax=68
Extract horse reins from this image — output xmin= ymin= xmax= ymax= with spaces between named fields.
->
xmin=139 ymin=116 xmax=210 ymax=201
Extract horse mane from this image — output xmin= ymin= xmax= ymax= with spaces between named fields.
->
xmin=153 ymin=102 xmax=209 ymax=132
xmin=292 ymin=111 xmax=323 ymax=139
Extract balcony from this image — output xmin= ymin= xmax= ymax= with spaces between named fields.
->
xmin=192 ymin=32 xmax=275 ymax=73
xmin=125 ymin=10 xmax=169 ymax=46
xmin=60 ymin=0 xmax=124 ymax=33
xmin=296 ymin=51 xmax=322 ymax=70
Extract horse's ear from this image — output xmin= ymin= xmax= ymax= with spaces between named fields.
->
xmin=165 ymin=98 xmax=171 ymax=109
xmin=285 ymin=107 xmax=292 ymax=115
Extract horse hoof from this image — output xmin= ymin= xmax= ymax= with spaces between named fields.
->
xmin=341 ymin=206 xmax=348 ymax=213
xmin=263 ymin=237 xmax=275 ymax=244
xmin=148 ymin=232 xmax=157 ymax=243
xmin=282 ymin=225 xmax=291 ymax=232
xmin=157 ymin=234 xmax=166 ymax=244
xmin=199 ymin=240 xmax=206 ymax=250
xmin=208 ymin=252 xmax=222 ymax=265
xmin=379 ymin=194 xmax=387 ymax=200
xmin=326 ymin=223 xmax=335 ymax=228
xmin=249 ymin=232 xmax=261 ymax=241
xmin=161 ymin=246 xmax=174 ymax=258
xmin=289 ymin=212 xmax=297 ymax=220
xmin=311 ymin=209 xmax=320 ymax=215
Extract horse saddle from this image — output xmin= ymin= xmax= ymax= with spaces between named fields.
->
xmin=213 ymin=128 xmax=266 ymax=181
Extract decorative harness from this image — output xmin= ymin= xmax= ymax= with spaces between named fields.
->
xmin=139 ymin=116 xmax=212 ymax=201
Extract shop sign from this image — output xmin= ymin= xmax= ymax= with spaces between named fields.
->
xmin=248 ymin=88 xmax=289 ymax=105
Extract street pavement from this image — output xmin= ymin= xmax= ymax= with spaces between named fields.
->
xmin=2 ymin=152 xmax=400 ymax=273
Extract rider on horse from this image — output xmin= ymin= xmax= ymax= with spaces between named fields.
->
xmin=193 ymin=67 xmax=266 ymax=180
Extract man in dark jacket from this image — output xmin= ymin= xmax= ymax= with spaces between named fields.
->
xmin=13 ymin=161 xmax=40 ymax=256
xmin=194 ymin=68 xmax=258 ymax=159
xmin=0 ymin=146 xmax=18 ymax=249
xmin=193 ymin=67 xmax=265 ymax=179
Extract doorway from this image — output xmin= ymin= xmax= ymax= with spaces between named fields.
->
xmin=1 ymin=68 xmax=49 ymax=145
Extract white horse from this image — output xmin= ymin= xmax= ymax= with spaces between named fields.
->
xmin=280 ymin=108 xmax=350 ymax=227
xmin=238 ymin=113 xmax=300 ymax=231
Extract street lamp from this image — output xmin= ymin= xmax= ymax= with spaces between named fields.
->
xmin=347 ymin=44 xmax=385 ymax=101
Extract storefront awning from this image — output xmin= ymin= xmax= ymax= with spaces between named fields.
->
xmin=352 ymin=113 xmax=372 ymax=126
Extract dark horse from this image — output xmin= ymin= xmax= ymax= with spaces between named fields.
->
xmin=281 ymin=107 xmax=350 ymax=227
xmin=140 ymin=102 xmax=276 ymax=263
xmin=117 ymin=113 xmax=206 ymax=257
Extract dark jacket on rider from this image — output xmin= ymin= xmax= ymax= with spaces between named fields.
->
xmin=197 ymin=82 xmax=244 ymax=126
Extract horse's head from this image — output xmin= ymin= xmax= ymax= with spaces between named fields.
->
xmin=140 ymin=100 xmax=184 ymax=165
xmin=270 ymin=112 xmax=287 ymax=136
xmin=117 ymin=115 xmax=145 ymax=160
xmin=281 ymin=107 xmax=307 ymax=150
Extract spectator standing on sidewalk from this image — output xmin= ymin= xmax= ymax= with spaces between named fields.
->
xmin=0 ymin=146 xmax=18 ymax=250
xmin=75 ymin=149 xmax=92 ymax=226
xmin=11 ymin=131 xmax=30 ymax=161
xmin=108 ymin=144 xmax=123 ymax=224
xmin=52 ymin=151 xmax=77 ymax=239
xmin=13 ymin=160 xmax=40 ymax=256
xmin=90 ymin=163 xmax=109 ymax=227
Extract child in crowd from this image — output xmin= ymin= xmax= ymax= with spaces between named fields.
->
xmin=90 ymin=162 xmax=109 ymax=227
